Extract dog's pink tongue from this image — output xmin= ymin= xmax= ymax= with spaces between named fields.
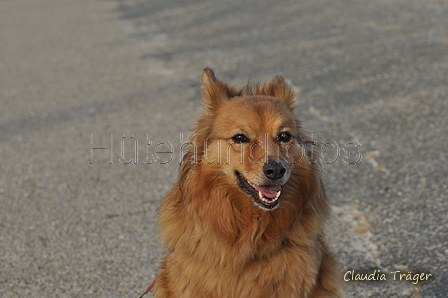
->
xmin=254 ymin=185 xmax=282 ymax=198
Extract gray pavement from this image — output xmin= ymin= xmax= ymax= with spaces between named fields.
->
xmin=1 ymin=0 xmax=447 ymax=297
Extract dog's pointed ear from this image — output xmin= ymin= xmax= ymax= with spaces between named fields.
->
xmin=201 ymin=68 xmax=244 ymax=109
xmin=201 ymin=67 xmax=217 ymax=88
xmin=258 ymin=75 xmax=296 ymax=107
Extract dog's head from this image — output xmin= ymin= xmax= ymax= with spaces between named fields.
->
xmin=188 ymin=68 xmax=312 ymax=211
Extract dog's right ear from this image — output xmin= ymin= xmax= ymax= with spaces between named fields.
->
xmin=201 ymin=67 xmax=217 ymax=88
xmin=201 ymin=68 xmax=244 ymax=109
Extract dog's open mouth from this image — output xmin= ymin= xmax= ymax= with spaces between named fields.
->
xmin=236 ymin=172 xmax=281 ymax=211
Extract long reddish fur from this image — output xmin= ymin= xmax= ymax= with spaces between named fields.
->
xmin=154 ymin=68 xmax=342 ymax=298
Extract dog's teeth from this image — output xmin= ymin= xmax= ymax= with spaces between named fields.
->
xmin=275 ymin=191 xmax=281 ymax=200
xmin=258 ymin=191 xmax=263 ymax=200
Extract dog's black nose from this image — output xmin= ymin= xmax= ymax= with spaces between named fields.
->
xmin=263 ymin=160 xmax=286 ymax=180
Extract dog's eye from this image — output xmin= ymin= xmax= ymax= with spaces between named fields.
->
xmin=277 ymin=132 xmax=291 ymax=142
xmin=232 ymin=134 xmax=249 ymax=143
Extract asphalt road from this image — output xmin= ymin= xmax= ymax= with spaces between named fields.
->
xmin=1 ymin=0 xmax=447 ymax=297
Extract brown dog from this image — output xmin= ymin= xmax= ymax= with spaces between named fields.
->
xmin=154 ymin=68 xmax=342 ymax=298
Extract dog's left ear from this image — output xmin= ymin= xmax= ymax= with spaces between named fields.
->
xmin=258 ymin=75 xmax=296 ymax=107
xmin=201 ymin=68 xmax=244 ymax=109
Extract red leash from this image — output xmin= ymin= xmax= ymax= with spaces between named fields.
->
xmin=138 ymin=278 xmax=156 ymax=298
